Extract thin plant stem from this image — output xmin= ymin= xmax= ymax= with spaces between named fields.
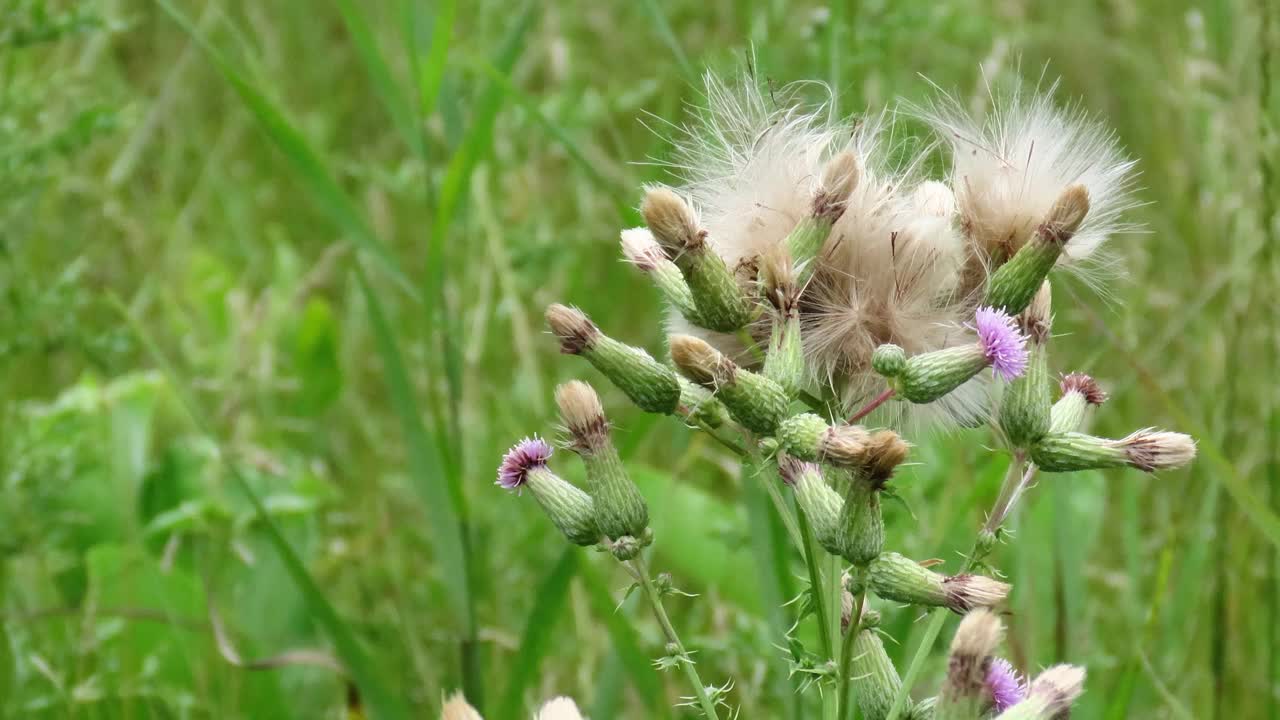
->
xmin=692 ymin=418 xmax=749 ymax=457
xmin=797 ymin=507 xmax=834 ymax=659
xmin=884 ymin=452 xmax=1028 ymax=720
xmin=736 ymin=328 xmax=765 ymax=363
xmin=836 ymin=577 xmax=869 ymax=720
xmin=848 ymin=387 xmax=896 ymax=423
xmin=631 ymin=555 xmax=722 ymax=720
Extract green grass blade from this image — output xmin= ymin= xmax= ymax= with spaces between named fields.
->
xmin=637 ymin=0 xmax=694 ymax=79
xmin=355 ymin=265 xmax=471 ymax=620
xmin=112 ymin=294 xmax=408 ymax=720
xmin=405 ymin=0 xmax=456 ymax=122
xmin=155 ymin=0 xmax=414 ymax=297
xmin=494 ymin=548 xmax=579 ymax=720
xmin=333 ymin=0 xmax=424 ymax=157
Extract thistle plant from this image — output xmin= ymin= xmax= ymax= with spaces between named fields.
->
xmin=495 ymin=74 xmax=1195 ymax=719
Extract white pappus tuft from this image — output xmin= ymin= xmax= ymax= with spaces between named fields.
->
xmin=658 ymin=74 xmax=987 ymax=427
xmin=913 ymin=79 xmax=1140 ymax=296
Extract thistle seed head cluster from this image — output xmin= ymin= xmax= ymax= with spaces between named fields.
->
xmin=492 ymin=70 xmax=1193 ymax=720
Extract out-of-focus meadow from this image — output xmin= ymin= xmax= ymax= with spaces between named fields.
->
xmin=2 ymin=0 xmax=1276 ymax=717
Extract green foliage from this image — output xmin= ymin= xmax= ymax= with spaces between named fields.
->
xmin=0 ymin=0 xmax=1274 ymax=717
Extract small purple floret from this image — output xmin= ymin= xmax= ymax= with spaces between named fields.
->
xmin=497 ymin=436 xmax=553 ymax=491
xmin=986 ymin=657 xmax=1027 ymax=712
xmin=972 ymin=306 xmax=1029 ymax=381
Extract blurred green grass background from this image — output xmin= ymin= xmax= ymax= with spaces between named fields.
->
xmin=2 ymin=0 xmax=1276 ymax=717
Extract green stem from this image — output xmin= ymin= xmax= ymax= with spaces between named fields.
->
xmin=632 ymin=555 xmax=722 ymax=720
xmin=797 ymin=507 xmax=834 ymax=659
xmin=693 ymin=419 xmax=749 ymax=457
xmin=836 ymin=576 xmax=869 ymax=720
xmin=884 ymin=453 xmax=1029 ymax=720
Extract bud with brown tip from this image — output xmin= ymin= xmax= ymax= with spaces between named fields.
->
xmin=868 ymin=552 xmax=1010 ymax=613
xmin=620 ymin=227 xmax=704 ymax=325
xmin=984 ymin=184 xmax=1090 ymax=315
xmin=759 ymin=244 xmax=805 ymax=395
xmin=1049 ymin=373 xmax=1107 ymax=433
xmin=1030 ymin=428 xmax=1196 ymax=473
xmin=556 ymin=382 xmax=647 ymax=541
xmin=642 ymin=187 xmax=753 ymax=331
xmin=1000 ymin=282 xmax=1053 ymax=448
xmin=669 ymin=334 xmax=789 ymax=434
xmin=786 ymin=151 xmax=861 ymax=285
xmin=545 ymin=304 xmax=681 ymax=414
xmin=938 ymin=609 xmax=1006 ymax=719
xmin=993 ymin=665 xmax=1086 ymax=720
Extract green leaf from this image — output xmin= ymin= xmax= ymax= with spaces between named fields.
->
xmin=113 ymin=294 xmax=409 ymax=720
xmin=494 ymin=548 xmax=579 ymax=720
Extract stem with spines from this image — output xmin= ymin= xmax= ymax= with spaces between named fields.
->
xmin=631 ymin=555 xmax=722 ymax=720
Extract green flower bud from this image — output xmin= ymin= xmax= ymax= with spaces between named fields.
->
xmin=556 ymin=381 xmax=648 ymax=539
xmin=999 ymin=344 xmax=1051 ymax=448
xmin=776 ymin=413 xmax=882 ymax=469
xmin=620 ymin=228 xmax=705 ymax=325
xmin=669 ymin=334 xmax=789 ymax=435
xmin=938 ymin=609 xmax=1004 ymax=720
xmin=894 ymin=345 xmax=989 ymax=403
xmin=838 ymin=475 xmax=884 ymax=566
xmin=546 ymin=304 xmax=680 ymax=414
xmin=497 ymin=437 xmax=599 ymax=546
xmin=869 ymin=553 xmax=1010 ymax=613
xmin=984 ymin=185 xmax=1089 ymax=315
xmin=871 ymin=343 xmax=907 ymax=378
xmin=847 ymin=610 xmax=905 ymax=720
xmin=1048 ymin=373 xmax=1107 ymax=434
xmin=778 ymin=457 xmax=844 ymax=556
xmin=642 ymin=188 xmax=754 ymax=331
xmin=608 ymin=534 xmax=644 ymax=561
xmin=788 ymin=151 xmax=860 ymax=285
xmin=676 ymin=376 xmax=731 ymax=428
xmin=758 ymin=244 xmax=806 ymax=395
xmin=1030 ymin=429 xmax=1196 ymax=473
xmin=993 ymin=666 xmax=1085 ymax=720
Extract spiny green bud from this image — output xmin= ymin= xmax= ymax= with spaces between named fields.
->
xmin=871 ymin=343 xmax=907 ymax=378
xmin=847 ymin=608 xmax=905 ymax=720
xmin=778 ymin=456 xmax=845 ymax=557
xmin=993 ymin=665 xmax=1085 ymax=720
xmin=620 ymin=227 xmax=705 ymax=325
xmin=497 ymin=437 xmax=599 ymax=546
xmin=1049 ymin=373 xmax=1107 ymax=434
xmin=642 ymin=188 xmax=754 ymax=331
xmin=776 ymin=413 xmax=887 ymax=469
xmin=938 ymin=609 xmax=1005 ymax=720
xmin=868 ymin=553 xmax=1010 ymax=613
xmin=787 ymin=151 xmax=860 ymax=283
xmin=556 ymin=381 xmax=648 ymax=540
xmin=546 ymin=304 xmax=681 ymax=414
xmin=890 ymin=307 xmax=1029 ymax=403
xmin=675 ymin=376 xmax=731 ymax=428
xmin=984 ymin=184 xmax=1089 ymax=315
xmin=668 ymin=334 xmax=789 ymax=434
xmin=838 ymin=475 xmax=884 ymax=566
xmin=1030 ymin=429 xmax=1196 ymax=473
xmin=759 ymin=244 xmax=805 ymax=395
xmin=1000 ymin=344 xmax=1051 ymax=448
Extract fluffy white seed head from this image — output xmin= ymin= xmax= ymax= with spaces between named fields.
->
xmin=915 ymin=81 xmax=1138 ymax=293
xmin=663 ymin=74 xmax=986 ymax=427
xmin=1027 ymin=664 xmax=1086 ymax=715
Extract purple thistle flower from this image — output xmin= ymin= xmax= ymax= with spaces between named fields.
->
xmin=497 ymin=436 xmax=553 ymax=491
xmin=986 ymin=657 xmax=1027 ymax=712
xmin=972 ymin=306 xmax=1029 ymax=380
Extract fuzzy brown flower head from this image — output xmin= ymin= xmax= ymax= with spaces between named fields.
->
xmin=641 ymin=186 xmax=704 ymax=252
xmin=545 ymin=304 xmax=599 ymax=355
xmin=1059 ymin=372 xmax=1107 ymax=405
